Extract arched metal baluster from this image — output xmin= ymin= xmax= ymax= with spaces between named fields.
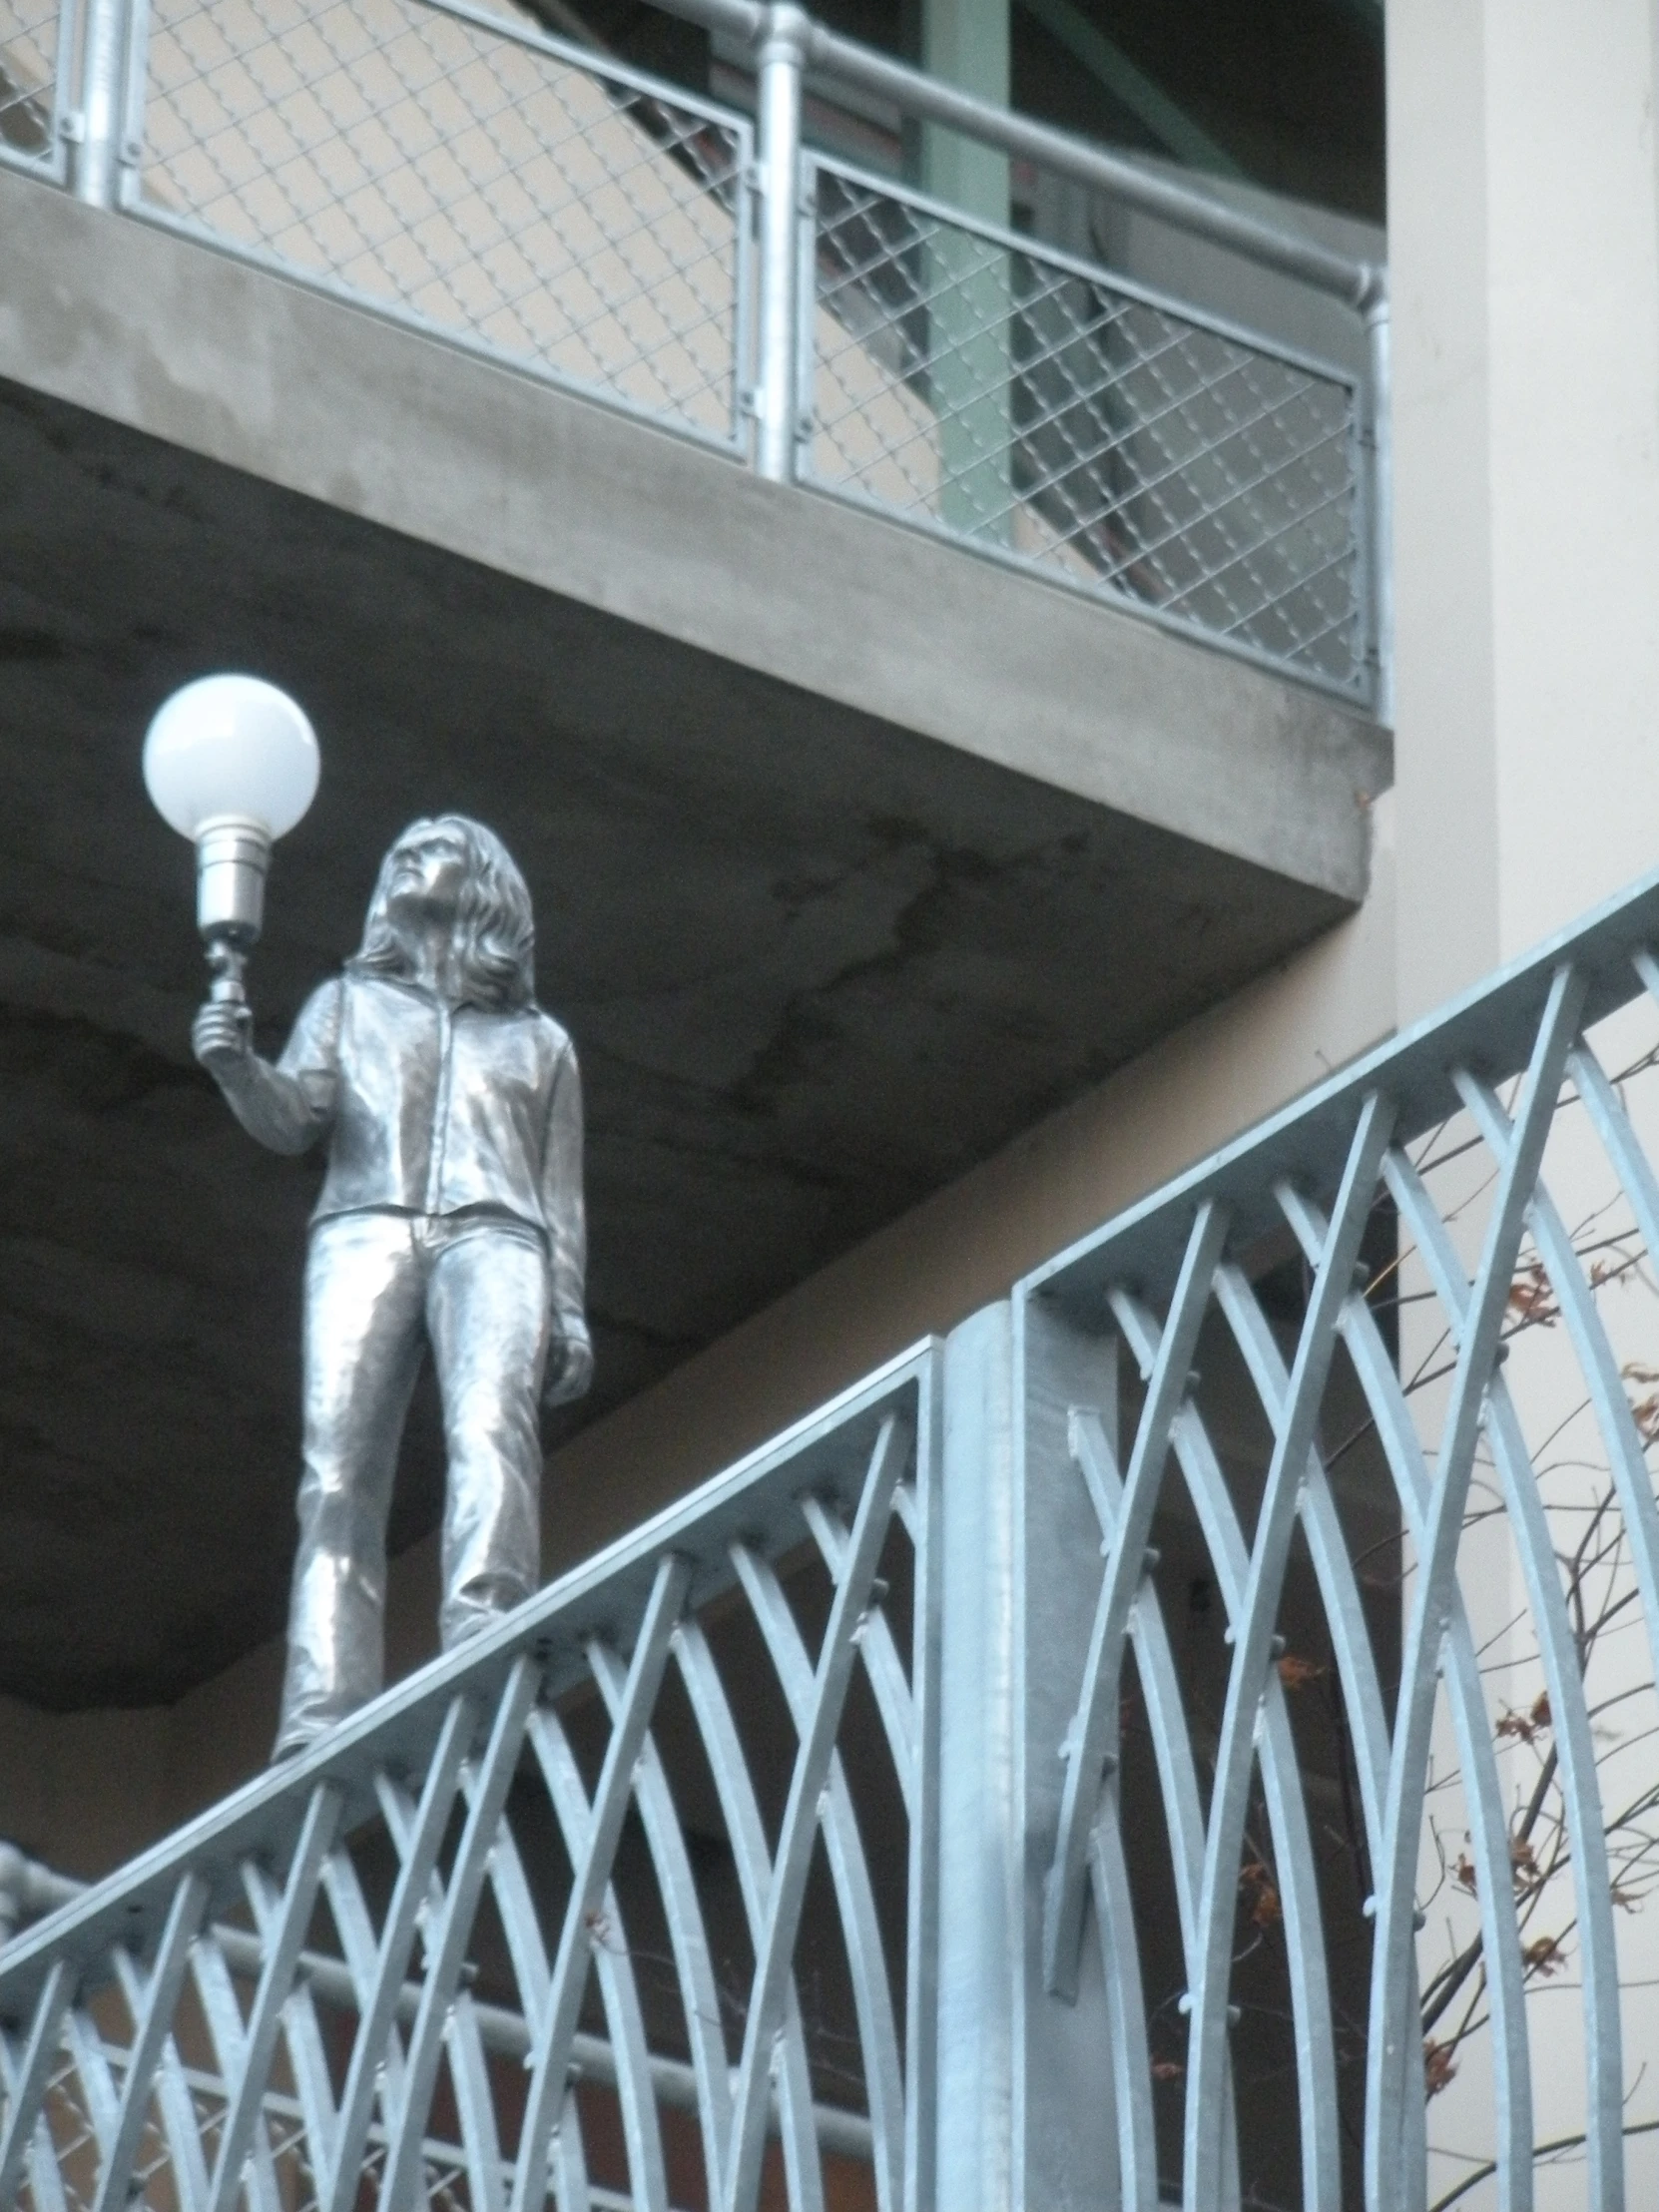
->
xmin=1365 ymin=963 xmax=1586 ymax=2212
xmin=189 ymin=1938 xmax=282 ymax=2212
xmin=382 ymin=1658 xmax=542 ymax=2212
xmin=240 ymin=1859 xmax=339 ymax=2197
xmin=1283 ymin=1179 xmax=1535 ymax=2212
xmin=1406 ymin=1072 xmax=1629 ymax=2211
xmin=1068 ymin=1406 xmax=1200 ymax=2212
xmin=799 ymin=1498 xmax=916 ymax=1823
xmin=729 ymin=1541 xmax=906 ymax=2212
xmin=63 ymin=2005 xmax=120 ymax=2180
xmin=319 ymin=1693 xmax=477 ymax=2212
xmin=1184 ymin=1091 xmax=1394 ymax=2212
xmin=107 ymin=1940 xmax=211 ymax=2212
xmin=0 ymin=1958 xmax=73 ymax=2212
xmin=1044 ymin=1200 xmax=1232 ymax=2002
xmin=1560 ymin=1037 xmax=1659 ymax=1676
xmin=475 ymin=1801 xmax=551 ymax=2030
xmin=319 ymin=1841 xmax=408 ymax=2118
xmin=586 ymin=1639 xmax=735 ymax=2204
xmin=1212 ymin=1258 xmax=1392 ymax=1848
xmin=509 ymin=1553 xmax=692 ymax=2212
xmin=456 ymin=1786 xmax=598 ymax=2212
xmin=672 ymin=1616 xmax=827 ymax=2212
xmin=525 ymin=1696 xmax=672 ymax=2212
xmin=200 ymin=1781 xmax=341 ymax=2212
xmin=721 ymin=1412 xmax=909 ymax=2212
xmin=1109 ymin=1285 xmax=1337 ymax=2212
xmin=86 ymin=1870 xmax=210 ymax=2212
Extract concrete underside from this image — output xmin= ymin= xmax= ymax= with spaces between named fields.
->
xmin=0 ymin=164 xmax=1389 ymax=1708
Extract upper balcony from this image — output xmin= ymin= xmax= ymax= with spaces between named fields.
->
xmin=0 ymin=0 xmax=1387 ymax=1711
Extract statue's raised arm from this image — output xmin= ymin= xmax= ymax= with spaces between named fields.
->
xmin=194 ymin=815 xmax=590 ymax=1760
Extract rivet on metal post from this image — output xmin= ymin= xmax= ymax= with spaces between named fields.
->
xmin=752 ymin=2 xmax=809 ymax=482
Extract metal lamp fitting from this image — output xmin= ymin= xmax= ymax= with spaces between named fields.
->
xmin=195 ymin=812 xmax=274 ymax=1004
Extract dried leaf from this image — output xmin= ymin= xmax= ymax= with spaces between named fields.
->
xmin=1521 ymin=1934 xmax=1566 ymax=1976
xmin=1453 ymin=1853 xmax=1477 ymax=1895
xmin=1276 ymin=1652 xmax=1328 ymax=1692
xmin=1238 ymin=1860 xmax=1282 ymax=1930
xmin=1423 ymin=2039 xmax=1457 ymax=2098
xmin=1151 ymin=2059 xmax=1185 ymax=2082
xmin=1506 ymin=1263 xmax=1558 ymax=1327
xmin=1496 ymin=1692 xmax=1551 ymax=1745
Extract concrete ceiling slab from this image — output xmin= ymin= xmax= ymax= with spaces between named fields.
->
xmin=0 ymin=176 xmax=1387 ymax=1710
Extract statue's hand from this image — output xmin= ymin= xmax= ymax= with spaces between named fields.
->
xmin=542 ymin=1321 xmax=594 ymax=1410
xmin=193 ymin=1000 xmax=255 ymax=1082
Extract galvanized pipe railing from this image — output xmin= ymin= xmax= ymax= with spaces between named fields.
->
xmin=13 ymin=875 xmax=1659 ymax=2206
xmin=0 ymin=0 xmax=1389 ymax=710
xmin=0 ymin=1850 xmax=877 ymax=2159
xmin=0 ymin=1350 xmax=938 ymax=2212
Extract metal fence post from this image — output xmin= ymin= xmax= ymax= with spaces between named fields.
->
xmin=1363 ymin=272 xmax=1393 ymax=727
xmin=754 ymin=1 xmax=808 ymax=480
xmin=936 ymin=1298 xmax=1117 ymax=2212
xmin=69 ymin=0 xmax=128 ymax=204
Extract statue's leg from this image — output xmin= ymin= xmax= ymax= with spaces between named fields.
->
xmin=426 ymin=1217 xmax=552 ymax=1651
xmin=274 ymin=1210 xmax=426 ymax=1759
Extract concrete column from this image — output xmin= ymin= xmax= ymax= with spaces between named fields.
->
xmin=1388 ymin=0 xmax=1659 ymax=1017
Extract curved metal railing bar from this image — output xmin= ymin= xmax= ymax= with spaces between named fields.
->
xmin=729 ymin=1541 xmax=907 ymax=2212
xmin=722 ymin=1411 xmax=910 ymax=2212
xmin=108 ymin=1942 xmax=212 ymax=2212
xmin=524 ymin=1697 xmax=674 ymax=2212
xmin=1362 ymin=961 xmax=1588 ymax=2212
xmin=671 ymin=1616 xmax=830 ymax=2212
xmin=1211 ymin=1258 xmax=1392 ymax=1851
xmin=1107 ymin=1285 xmax=1340 ymax=2212
xmin=382 ymin=1658 xmax=545 ymax=2212
xmin=583 ymin=1639 xmax=735 ymax=2204
xmin=1278 ymin=1184 xmax=1536 ymax=2212
xmin=1067 ymin=1406 xmax=1215 ymax=2212
xmin=799 ymin=1496 xmax=917 ymax=1826
xmin=1406 ymin=1077 xmax=1629 ymax=2208
xmin=511 ymin=1552 xmax=693 ymax=2212
xmin=1043 ymin=1198 xmax=1231 ymax=1999
xmin=1182 ymin=1093 xmax=1395 ymax=2212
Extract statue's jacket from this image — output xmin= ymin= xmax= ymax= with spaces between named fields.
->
xmin=229 ymin=971 xmax=586 ymax=1333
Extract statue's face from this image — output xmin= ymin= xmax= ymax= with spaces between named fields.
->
xmin=385 ymin=825 xmax=469 ymax=927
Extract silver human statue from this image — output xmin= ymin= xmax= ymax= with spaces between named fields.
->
xmin=193 ymin=816 xmax=590 ymax=1760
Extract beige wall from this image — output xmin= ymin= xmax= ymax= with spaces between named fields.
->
xmin=1389 ymin=0 xmax=1659 ymax=1017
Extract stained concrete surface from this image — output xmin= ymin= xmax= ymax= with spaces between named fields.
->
xmin=0 ymin=176 xmax=1388 ymax=1712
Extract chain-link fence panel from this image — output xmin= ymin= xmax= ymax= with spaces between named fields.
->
xmin=806 ymin=160 xmax=1368 ymax=697
xmin=132 ymin=0 xmax=752 ymax=446
xmin=0 ymin=0 xmax=66 ymax=178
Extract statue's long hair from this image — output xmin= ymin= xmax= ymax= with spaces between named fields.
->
xmin=350 ymin=816 xmax=536 ymax=1010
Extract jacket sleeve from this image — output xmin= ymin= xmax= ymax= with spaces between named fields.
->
xmin=540 ymin=1036 xmax=587 ymax=1336
xmin=217 ymin=979 xmax=342 ymax=1156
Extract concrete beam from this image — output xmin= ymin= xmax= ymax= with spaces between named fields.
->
xmin=0 ymin=165 xmax=1387 ymax=901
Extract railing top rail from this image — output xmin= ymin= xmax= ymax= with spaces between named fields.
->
xmin=1022 ymin=860 xmax=1659 ymax=1314
xmin=646 ymin=0 xmax=1383 ymax=310
xmin=0 ymin=1339 xmax=939 ymax=2023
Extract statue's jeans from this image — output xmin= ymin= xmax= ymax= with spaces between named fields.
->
xmin=274 ymin=1205 xmax=553 ymax=1759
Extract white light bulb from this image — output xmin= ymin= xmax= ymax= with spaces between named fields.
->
xmin=143 ymin=674 xmax=319 ymax=842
